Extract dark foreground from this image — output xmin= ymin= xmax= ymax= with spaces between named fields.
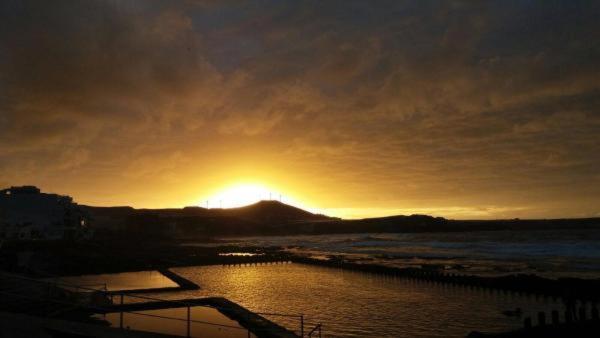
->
xmin=0 ymin=268 xmax=299 ymax=338
xmin=2 ymin=239 xmax=600 ymax=337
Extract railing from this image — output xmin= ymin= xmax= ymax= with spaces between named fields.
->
xmin=69 ymin=283 xmax=108 ymax=293
xmin=253 ymin=311 xmax=305 ymax=336
xmin=0 ymin=289 xmax=251 ymax=337
xmin=307 ymin=323 xmax=322 ymax=338
xmin=251 ymin=311 xmax=324 ymax=337
xmin=1 ymin=272 xmax=315 ymax=337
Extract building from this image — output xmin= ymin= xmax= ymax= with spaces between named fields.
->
xmin=0 ymin=186 xmax=91 ymax=240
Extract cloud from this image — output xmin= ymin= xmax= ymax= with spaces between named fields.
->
xmin=0 ymin=0 xmax=599 ymax=217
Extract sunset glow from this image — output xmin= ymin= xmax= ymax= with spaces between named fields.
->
xmin=1 ymin=1 xmax=599 ymax=220
xmin=201 ymin=183 xmax=310 ymax=210
xmin=2 ymin=2 xmax=600 ymax=337
xmin=203 ymin=183 xmax=276 ymax=209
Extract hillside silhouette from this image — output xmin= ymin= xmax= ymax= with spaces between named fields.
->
xmin=82 ymin=201 xmax=600 ymax=239
xmin=83 ymin=200 xmax=335 ymax=238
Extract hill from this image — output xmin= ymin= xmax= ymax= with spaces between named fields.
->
xmin=211 ymin=200 xmax=330 ymax=222
xmin=82 ymin=200 xmax=335 ymax=238
xmin=81 ymin=202 xmax=600 ymax=239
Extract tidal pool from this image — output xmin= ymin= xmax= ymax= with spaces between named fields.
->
xmin=62 ymin=264 xmax=566 ymax=337
xmin=163 ymin=263 xmax=562 ymax=338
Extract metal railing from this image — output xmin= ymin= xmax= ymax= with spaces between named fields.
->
xmin=0 ymin=275 xmax=253 ymax=337
xmin=1 ymin=272 xmax=320 ymax=337
xmin=253 ymin=311 xmax=305 ymax=336
xmin=307 ymin=323 xmax=322 ymax=338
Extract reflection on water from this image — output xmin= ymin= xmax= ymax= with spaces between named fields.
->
xmin=218 ymin=252 xmax=263 ymax=257
xmin=64 ymin=264 xmax=568 ymax=337
xmin=97 ymin=306 xmax=254 ymax=338
xmin=53 ymin=270 xmax=177 ymax=291
xmin=153 ymin=263 xmax=561 ymax=338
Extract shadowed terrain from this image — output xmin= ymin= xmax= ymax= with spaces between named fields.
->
xmin=82 ymin=201 xmax=600 ymax=239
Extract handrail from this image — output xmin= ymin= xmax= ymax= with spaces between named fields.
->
xmin=2 ymin=272 xmax=299 ymax=316
xmin=123 ymin=309 xmax=249 ymax=330
xmin=0 ymin=290 xmax=247 ymax=331
xmin=1 ymin=288 xmax=303 ymax=336
xmin=0 ymin=272 xmax=305 ymax=336
xmin=307 ymin=323 xmax=322 ymax=338
xmin=3 ymin=273 xmax=266 ymax=312
xmin=2 ymin=272 xmax=305 ymax=326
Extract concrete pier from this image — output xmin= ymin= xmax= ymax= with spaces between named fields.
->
xmin=289 ymin=256 xmax=600 ymax=302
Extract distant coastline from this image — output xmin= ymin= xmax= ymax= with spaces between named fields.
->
xmin=82 ymin=201 xmax=600 ymax=239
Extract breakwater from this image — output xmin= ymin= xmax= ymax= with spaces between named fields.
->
xmin=289 ymin=256 xmax=600 ymax=303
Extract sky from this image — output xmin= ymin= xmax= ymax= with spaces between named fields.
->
xmin=1 ymin=0 xmax=599 ymax=219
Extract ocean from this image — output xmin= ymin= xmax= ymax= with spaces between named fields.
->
xmin=204 ymin=229 xmax=600 ymax=279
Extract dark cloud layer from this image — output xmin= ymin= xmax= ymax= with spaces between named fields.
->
xmin=1 ymin=0 xmax=599 ymax=218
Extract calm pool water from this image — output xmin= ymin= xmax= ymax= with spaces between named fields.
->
xmin=138 ymin=263 xmax=562 ymax=338
xmin=64 ymin=264 xmax=567 ymax=337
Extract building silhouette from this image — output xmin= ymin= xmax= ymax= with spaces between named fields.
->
xmin=0 ymin=186 xmax=91 ymax=240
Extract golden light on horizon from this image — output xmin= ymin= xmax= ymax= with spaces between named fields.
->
xmin=200 ymin=182 xmax=310 ymax=210
xmin=2 ymin=1 xmax=598 ymax=220
xmin=204 ymin=183 xmax=271 ymax=208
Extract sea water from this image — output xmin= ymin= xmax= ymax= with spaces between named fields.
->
xmin=200 ymin=229 xmax=600 ymax=278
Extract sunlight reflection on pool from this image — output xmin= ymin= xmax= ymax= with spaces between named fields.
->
xmin=158 ymin=263 xmax=563 ymax=338
xmin=65 ymin=264 xmax=566 ymax=337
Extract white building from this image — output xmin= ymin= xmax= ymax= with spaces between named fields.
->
xmin=0 ymin=186 xmax=91 ymax=240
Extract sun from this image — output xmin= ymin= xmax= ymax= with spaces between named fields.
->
xmin=199 ymin=182 xmax=316 ymax=212
xmin=203 ymin=183 xmax=278 ymax=209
